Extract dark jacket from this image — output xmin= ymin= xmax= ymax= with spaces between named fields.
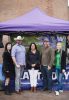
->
xmin=55 ymin=50 xmax=66 ymax=70
xmin=2 ymin=51 xmax=15 ymax=77
xmin=26 ymin=50 xmax=41 ymax=70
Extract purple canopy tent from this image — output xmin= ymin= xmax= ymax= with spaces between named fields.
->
xmin=0 ymin=8 xmax=69 ymax=32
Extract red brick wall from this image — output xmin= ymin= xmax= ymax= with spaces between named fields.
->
xmin=0 ymin=0 xmax=69 ymax=22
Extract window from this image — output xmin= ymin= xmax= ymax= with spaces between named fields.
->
xmin=68 ymin=0 xmax=69 ymax=7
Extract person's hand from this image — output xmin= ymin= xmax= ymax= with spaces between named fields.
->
xmin=32 ymin=64 xmax=36 ymax=67
xmin=6 ymin=71 xmax=9 ymax=73
xmin=16 ymin=64 xmax=20 ymax=68
xmin=48 ymin=66 xmax=51 ymax=70
xmin=62 ymin=69 xmax=65 ymax=73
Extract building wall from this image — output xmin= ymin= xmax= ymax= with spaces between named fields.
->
xmin=0 ymin=0 xmax=69 ymax=22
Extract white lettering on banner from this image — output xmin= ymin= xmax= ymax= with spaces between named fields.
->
xmin=52 ymin=72 xmax=57 ymax=80
xmin=23 ymin=72 xmax=29 ymax=79
xmin=37 ymin=72 xmax=41 ymax=80
xmin=64 ymin=72 xmax=69 ymax=80
xmin=21 ymin=71 xmax=69 ymax=81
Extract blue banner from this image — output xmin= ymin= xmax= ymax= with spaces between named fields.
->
xmin=0 ymin=64 xmax=69 ymax=91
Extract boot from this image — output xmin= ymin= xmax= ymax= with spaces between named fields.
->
xmin=4 ymin=85 xmax=11 ymax=95
xmin=8 ymin=84 xmax=12 ymax=94
xmin=31 ymin=87 xmax=34 ymax=92
xmin=34 ymin=87 xmax=37 ymax=92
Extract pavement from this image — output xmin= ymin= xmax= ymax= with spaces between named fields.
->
xmin=0 ymin=91 xmax=69 ymax=100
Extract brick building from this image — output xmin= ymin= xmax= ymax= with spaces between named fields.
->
xmin=0 ymin=0 xmax=69 ymax=63
xmin=0 ymin=0 xmax=69 ymax=22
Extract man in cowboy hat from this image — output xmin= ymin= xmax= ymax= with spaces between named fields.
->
xmin=11 ymin=36 xmax=26 ymax=94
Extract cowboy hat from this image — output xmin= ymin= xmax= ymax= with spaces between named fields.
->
xmin=14 ymin=36 xmax=24 ymax=41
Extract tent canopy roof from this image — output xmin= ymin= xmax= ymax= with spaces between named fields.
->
xmin=0 ymin=8 xmax=69 ymax=32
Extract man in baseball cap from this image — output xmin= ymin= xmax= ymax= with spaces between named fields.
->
xmin=41 ymin=37 xmax=54 ymax=92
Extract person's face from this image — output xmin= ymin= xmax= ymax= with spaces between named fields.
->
xmin=43 ymin=41 xmax=49 ymax=48
xmin=31 ymin=44 xmax=36 ymax=50
xmin=56 ymin=42 xmax=62 ymax=50
xmin=7 ymin=44 xmax=12 ymax=51
xmin=16 ymin=40 xmax=22 ymax=45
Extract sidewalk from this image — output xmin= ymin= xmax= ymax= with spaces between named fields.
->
xmin=0 ymin=91 xmax=69 ymax=100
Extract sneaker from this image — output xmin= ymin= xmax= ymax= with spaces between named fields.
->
xmin=48 ymin=90 xmax=52 ymax=93
xmin=15 ymin=91 xmax=21 ymax=94
xmin=41 ymin=88 xmax=48 ymax=91
xmin=55 ymin=91 xmax=59 ymax=96
xmin=59 ymin=90 xmax=63 ymax=93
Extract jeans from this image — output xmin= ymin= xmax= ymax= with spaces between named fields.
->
xmin=15 ymin=66 xmax=24 ymax=91
xmin=29 ymin=68 xmax=38 ymax=87
xmin=56 ymin=68 xmax=64 ymax=91
xmin=41 ymin=66 xmax=52 ymax=90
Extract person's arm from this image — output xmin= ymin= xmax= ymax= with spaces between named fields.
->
xmin=61 ymin=51 xmax=66 ymax=73
xmin=11 ymin=46 xmax=20 ymax=68
xmin=12 ymin=57 xmax=20 ymax=68
xmin=12 ymin=56 xmax=17 ymax=66
xmin=24 ymin=47 xmax=26 ymax=66
xmin=2 ymin=52 xmax=9 ymax=72
xmin=26 ymin=51 xmax=32 ymax=66
xmin=35 ymin=51 xmax=41 ymax=66
xmin=48 ymin=48 xmax=55 ymax=69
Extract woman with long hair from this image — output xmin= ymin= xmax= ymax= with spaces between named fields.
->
xmin=2 ymin=42 xmax=15 ymax=95
xmin=54 ymin=42 xmax=66 ymax=96
xmin=26 ymin=43 xmax=41 ymax=92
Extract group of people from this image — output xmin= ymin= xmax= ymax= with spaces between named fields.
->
xmin=2 ymin=36 xmax=66 ymax=96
